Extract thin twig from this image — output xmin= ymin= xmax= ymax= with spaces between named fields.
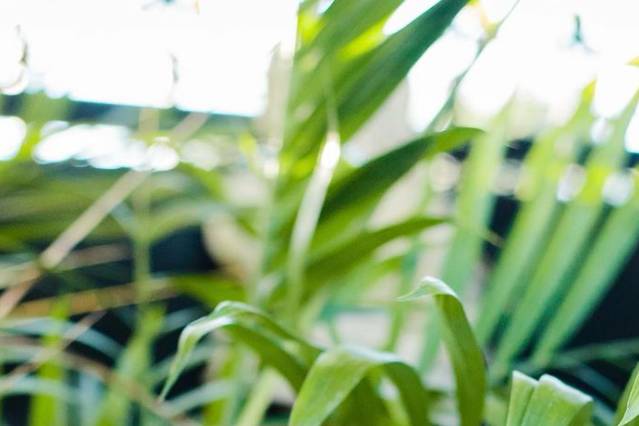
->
xmin=0 ymin=275 xmax=38 ymax=319
xmin=0 ymin=311 xmax=104 ymax=393
xmin=0 ymin=171 xmax=148 ymax=318
xmin=58 ymin=243 xmax=131 ymax=271
xmin=9 ymin=279 xmax=174 ymax=318
xmin=170 ymin=112 xmax=209 ymax=142
xmin=39 ymin=170 xmax=149 ymax=270
xmin=0 ymin=335 xmax=198 ymax=426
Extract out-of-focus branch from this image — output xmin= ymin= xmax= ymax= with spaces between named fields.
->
xmin=39 ymin=170 xmax=149 ymax=270
xmin=0 ymin=311 xmax=103 ymax=393
xmin=9 ymin=279 xmax=174 ymax=318
xmin=0 ymin=335 xmax=198 ymax=426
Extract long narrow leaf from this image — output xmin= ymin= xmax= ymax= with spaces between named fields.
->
xmin=475 ymin=81 xmax=596 ymax=344
xmin=304 ymin=216 xmax=446 ymax=293
xmin=289 ymin=345 xmax=429 ymax=426
xmin=161 ymin=301 xmax=320 ymax=398
xmin=399 ymin=277 xmax=486 ymax=426
xmin=96 ymin=307 xmax=164 ymax=426
xmin=286 ymin=129 xmax=341 ymax=319
xmin=493 ymin=92 xmax=639 ymax=377
xmin=618 ymin=363 xmax=639 ymax=426
xmin=418 ymin=108 xmax=509 ymax=371
xmin=283 ymin=0 xmax=469 ymax=165
xmin=29 ymin=299 xmax=69 ymax=426
xmin=312 ymin=127 xmax=478 ymax=252
xmin=533 ymin=174 xmax=639 ymax=365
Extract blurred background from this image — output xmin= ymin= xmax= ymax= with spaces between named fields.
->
xmin=1 ymin=0 xmax=639 ymax=425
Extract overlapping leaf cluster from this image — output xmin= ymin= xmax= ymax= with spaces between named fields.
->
xmin=1 ymin=0 xmax=639 ymax=425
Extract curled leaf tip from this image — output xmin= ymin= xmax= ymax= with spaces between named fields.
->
xmin=397 ymin=276 xmax=457 ymax=302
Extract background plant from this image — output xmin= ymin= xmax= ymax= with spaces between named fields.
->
xmin=0 ymin=0 xmax=638 ymax=425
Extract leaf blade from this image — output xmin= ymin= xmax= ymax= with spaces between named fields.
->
xmin=289 ymin=345 xmax=430 ymax=426
xmin=399 ymin=277 xmax=486 ymax=426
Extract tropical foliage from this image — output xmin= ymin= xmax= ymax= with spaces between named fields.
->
xmin=1 ymin=0 xmax=638 ymax=425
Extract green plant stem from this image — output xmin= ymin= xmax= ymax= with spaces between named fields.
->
xmin=284 ymin=72 xmax=340 ymax=324
xmin=133 ymin=182 xmax=153 ymax=301
xmin=234 ymin=369 xmax=280 ymax=426
xmin=203 ymin=346 xmax=248 ymax=426
xmin=31 ymin=297 xmax=70 ymax=426
xmin=384 ymin=241 xmax=419 ymax=351
xmin=230 ymin=11 xmax=300 ymax=425
xmin=130 ymin=157 xmax=166 ymax=426
xmin=416 ymin=0 xmax=521 ymax=373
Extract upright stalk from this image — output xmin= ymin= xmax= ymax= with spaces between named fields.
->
xmin=232 ymin=3 xmax=300 ymax=425
xmin=409 ymin=0 xmax=522 ymax=372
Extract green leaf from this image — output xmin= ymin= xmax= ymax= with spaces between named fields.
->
xmin=504 ymin=372 xmax=592 ymax=426
xmin=493 ymin=91 xmax=639 ymax=378
xmin=96 ymin=307 xmax=164 ymax=426
xmin=399 ymin=277 xmax=486 ymax=426
xmin=289 ymin=345 xmax=430 ymax=426
xmin=290 ymin=0 xmax=403 ymax=110
xmin=165 ymin=382 xmax=233 ymax=417
xmin=161 ymin=301 xmax=320 ymax=399
xmin=266 ymin=128 xmax=478 ymax=276
xmin=312 ymin=127 xmax=478 ymax=251
xmin=475 ymin=81 xmax=596 ymax=344
xmin=506 ymin=372 xmax=537 ymax=426
xmin=618 ymin=364 xmax=639 ymax=426
xmin=438 ymin=106 xmax=511 ymax=293
xmin=169 ymin=274 xmax=245 ymax=308
xmin=284 ymin=0 xmax=470 ymax=166
xmin=306 ymin=216 xmax=446 ymax=290
xmin=417 ymin=107 xmax=509 ymax=372
xmin=532 ymin=177 xmax=639 ymax=366
xmin=286 ymin=130 xmax=341 ymax=320
xmin=520 ymin=375 xmax=592 ymax=426
xmin=29 ymin=298 xmax=69 ymax=426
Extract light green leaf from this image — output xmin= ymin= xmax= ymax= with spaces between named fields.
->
xmin=618 ymin=364 xmax=639 ymax=426
xmin=503 ymin=372 xmax=593 ymax=426
xmin=267 ymin=128 xmax=478 ymax=275
xmin=493 ymin=91 xmax=639 ymax=378
xmin=438 ymin=105 xmax=511 ymax=293
xmin=96 ymin=307 xmax=164 ymax=426
xmin=399 ymin=277 xmax=486 ymax=426
xmin=311 ymin=127 xmax=478 ymax=251
xmin=289 ymin=345 xmax=429 ymax=426
xmin=286 ymin=129 xmax=341 ymax=320
xmin=306 ymin=216 xmax=446 ymax=289
xmin=266 ymin=216 xmax=446 ymax=315
xmin=284 ymin=0 xmax=470 ymax=166
xmin=29 ymin=298 xmax=69 ymax=426
xmin=161 ymin=301 xmax=320 ymax=399
xmin=506 ymin=372 xmax=537 ymax=426
xmin=418 ymin=106 xmax=509 ymax=372
xmin=519 ymin=375 xmax=592 ymax=426
xmin=533 ymin=177 xmax=639 ymax=366
xmin=169 ymin=274 xmax=245 ymax=308
xmin=475 ymin=81 xmax=596 ymax=344
xmin=290 ymin=0 xmax=403 ymax=109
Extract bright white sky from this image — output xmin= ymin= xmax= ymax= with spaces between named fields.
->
xmin=0 ymin=0 xmax=638 ymax=162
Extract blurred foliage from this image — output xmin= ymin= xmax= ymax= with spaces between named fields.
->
xmin=1 ymin=0 xmax=639 ymax=425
